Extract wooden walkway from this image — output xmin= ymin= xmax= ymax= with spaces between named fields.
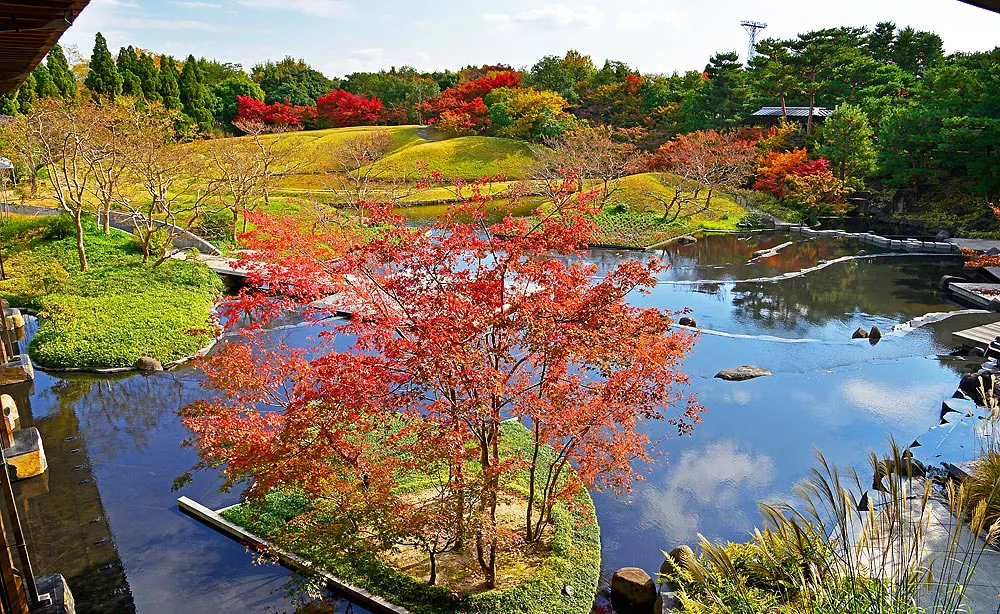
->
xmin=954 ymin=320 xmax=1000 ymax=348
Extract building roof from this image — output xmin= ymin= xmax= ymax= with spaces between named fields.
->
xmin=752 ymin=107 xmax=834 ymax=118
xmin=959 ymin=0 xmax=1000 ymax=12
xmin=0 ymin=1 xmax=91 ymax=95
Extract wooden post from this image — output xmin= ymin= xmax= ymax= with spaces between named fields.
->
xmin=0 ymin=462 xmax=36 ymax=610
xmin=0 ymin=472 xmax=28 ymax=614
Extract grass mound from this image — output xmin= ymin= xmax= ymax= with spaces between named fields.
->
xmin=378 ymin=136 xmax=536 ymax=180
xmin=592 ymin=173 xmax=747 ymax=248
xmin=0 ymin=215 xmax=222 ymax=369
xmin=223 ymin=421 xmax=600 ymax=614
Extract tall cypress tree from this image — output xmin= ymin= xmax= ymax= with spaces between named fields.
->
xmin=16 ymin=74 xmax=37 ymax=113
xmin=178 ymin=54 xmax=214 ymax=129
xmin=138 ymin=52 xmax=162 ymax=103
xmin=116 ymin=45 xmax=143 ymax=97
xmin=47 ymin=44 xmax=77 ymax=98
xmin=84 ymin=32 xmax=123 ymax=99
xmin=159 ymin=56 xmax=182 ymax=110
xmin=33 ymin=64 xmax=60 ymax=98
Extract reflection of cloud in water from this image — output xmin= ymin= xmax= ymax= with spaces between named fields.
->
xmin=639 ymin=440 xmax=776 ymax=543
xmin=840 ymin=379 xmax=945 ymax=431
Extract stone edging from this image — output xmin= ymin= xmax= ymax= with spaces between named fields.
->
xmin=780 ymin=223 xmax=957 ymax=253
xmin=177 ymin=496 xmax=413 ymax=614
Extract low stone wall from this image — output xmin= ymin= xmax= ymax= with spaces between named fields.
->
xmin=4 ymin=204 xmax=222 ymax=256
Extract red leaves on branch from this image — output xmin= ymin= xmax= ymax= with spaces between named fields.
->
xmin=420 ymin=70 xmax=521 ymax=134
xmin=754 ymin=148 xmax=831 ymax=197
xmin=181 ymin=174 xmax=701 ymax=586
xmin=316 ymin=90 xmax=385 ymax=127
xmin=235 ymin=95 xmax=315 ymax=129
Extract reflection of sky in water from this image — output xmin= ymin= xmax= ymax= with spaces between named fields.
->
xmin=14 ymin=232 xmax=994 ymax=611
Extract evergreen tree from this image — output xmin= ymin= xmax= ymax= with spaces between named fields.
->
xmin=84 ymin=32 xmax=123 ymax=99
xmin=139 ymin=53 xmax=162 ymax=102
xmin=16 ymin=74 xmax=37 ymax=113
xmin=865 ymin=22 xmax=897 ymax=63
xmin=47 ymin=44 xmax=77 ymax=98
xmin=33 ymin=64 xmax=60 ymax=99
xmin=159 ymin=56 xmax=182 ymax=110
xmin=682 ymin=52 xmax=746 ymax=131
xmin=179 ymin=54 xmax=216 ymax=129
xmin=116 ymin=45 xmax=143 ymax=96
xmin=212 ymin=76 xmax=265 ymax=126
xmin=0 ymin=94 xmax=17 ymax=116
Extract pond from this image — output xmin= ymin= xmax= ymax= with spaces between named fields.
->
xmin=11 ymin=231 xmax=993 ymax=613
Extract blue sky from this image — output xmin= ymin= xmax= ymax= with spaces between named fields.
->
xmin=60 ymin=0 xmax=1000 ymax=78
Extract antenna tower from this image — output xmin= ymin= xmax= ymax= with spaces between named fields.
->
xmin=741 ymin=20 xmax=768 ymax=63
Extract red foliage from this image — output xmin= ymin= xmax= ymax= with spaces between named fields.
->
xmin=316 ymin=89 xmax=385 ymax=128
xmin=181 ymin=173 xmax=702 ymax=586
xmin=420 ymin=70 xmax=520 ymax=133
xmin=235 ymin=95 xmax=315 ymax=129
xmin=754 ymin=148 xmax=831 ymax=197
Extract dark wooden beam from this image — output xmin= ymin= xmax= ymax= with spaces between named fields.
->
xmin=0 ymin=1 xmax=89 ymax=95
xmin=959 ymin=0 xmax=1000 ymax=12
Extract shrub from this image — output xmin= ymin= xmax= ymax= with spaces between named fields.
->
xmin=195 ymin=209 xmax=235 ymax=240
xmin=966 ymin=448 xmax=1000 ymax=532
xmin=0 ymin=253 xmax=69 ymax=308
xmin=43 ymin=214 xmax=76 ymax=240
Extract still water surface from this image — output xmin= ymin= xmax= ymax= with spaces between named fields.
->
xmin=13 ymin=232 xmax=992 ymax=612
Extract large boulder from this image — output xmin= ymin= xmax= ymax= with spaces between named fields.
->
xmin=659 ymin=545 xmax=696 ymax=578
xmin=676 ymin=235 xmax=697 ymax=245
xmin=715 ymin=365 xmax=772 ymax=381
xmin=868 ymin=326 xmax=882 ymax=345
xmin=852 ymin=327 xmax=869 ymax=339
xmin=936 ymin=230 xmax=951 ymax=242
xmin=678 ymin=316 xmax=697 ymax=327
xmin=134 ymin=356 xmax=163 ymax=372
xmin=611 ymin=567 xmax=657 ymax=609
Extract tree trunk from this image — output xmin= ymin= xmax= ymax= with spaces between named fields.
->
xmin=428 ymin=552 xmax=437 ymax=586
xmin=706 ymin=187 xmax=714 ymax=208
xmin=780 ymin=94 xmax=787 ymax=119
xmin=232 ymin=207 xmax=240 ymax=244
xmin=73 ymin=210 xmax=88 ymax=272
xmin=526 ymin=422 xmax=541 ymax=542
xmin=807 ymin=87 xmax=816 ymax=136
xmin=102 ymin=205 xmax=111 ymax=234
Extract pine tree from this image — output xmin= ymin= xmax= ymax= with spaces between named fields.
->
xmin=178 ymin=54 xmax=215 ymax=129
xmin=33 ymin=64 xmax=60 ymax=98
xmin=84 ymin=32 xmax=123 ymax=99
xmin=47 ymin=44 xmax=77 ymax=98
xmin=159 ymin=56 xmax=182 ymax=110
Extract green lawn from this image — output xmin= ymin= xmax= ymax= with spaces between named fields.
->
xmin=0 ymin=215 xmax=222 ymax=369
xmin=586 ymin=173 xmax=748 ymax=248
xmin=377 ymin=136 xmax=536 ymax=180
xmin=223 ymin=421 xmax=600 ymax=614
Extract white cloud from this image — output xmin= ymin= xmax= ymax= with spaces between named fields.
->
xmin=171 ymin=1 xmax=222 ymax=8
xmin=236 ymin=0 xmax=350 ymax=17
xmin=483 ymin=4 xmax=604 ymax=29
xmin=618 ymin=6 xmax=689 ymax=29
xmin=113 ymin=16 xmax=231 ymax=31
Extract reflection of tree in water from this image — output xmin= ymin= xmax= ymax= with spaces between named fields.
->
xmin=38 ymin=372 xmax=206 ymax=462
xmin=729 ymin=257 xmax=970 ymax=333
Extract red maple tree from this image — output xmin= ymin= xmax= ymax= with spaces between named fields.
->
xmin=316 ymin=89 xmax=385 ymax=127
xmin=420 ymin=70 xmax=521 ymax=134
xmin=234 ymin=95 xmax=316 ymax=129
xmin=180 ymin=176 xmax=702 ymax=587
